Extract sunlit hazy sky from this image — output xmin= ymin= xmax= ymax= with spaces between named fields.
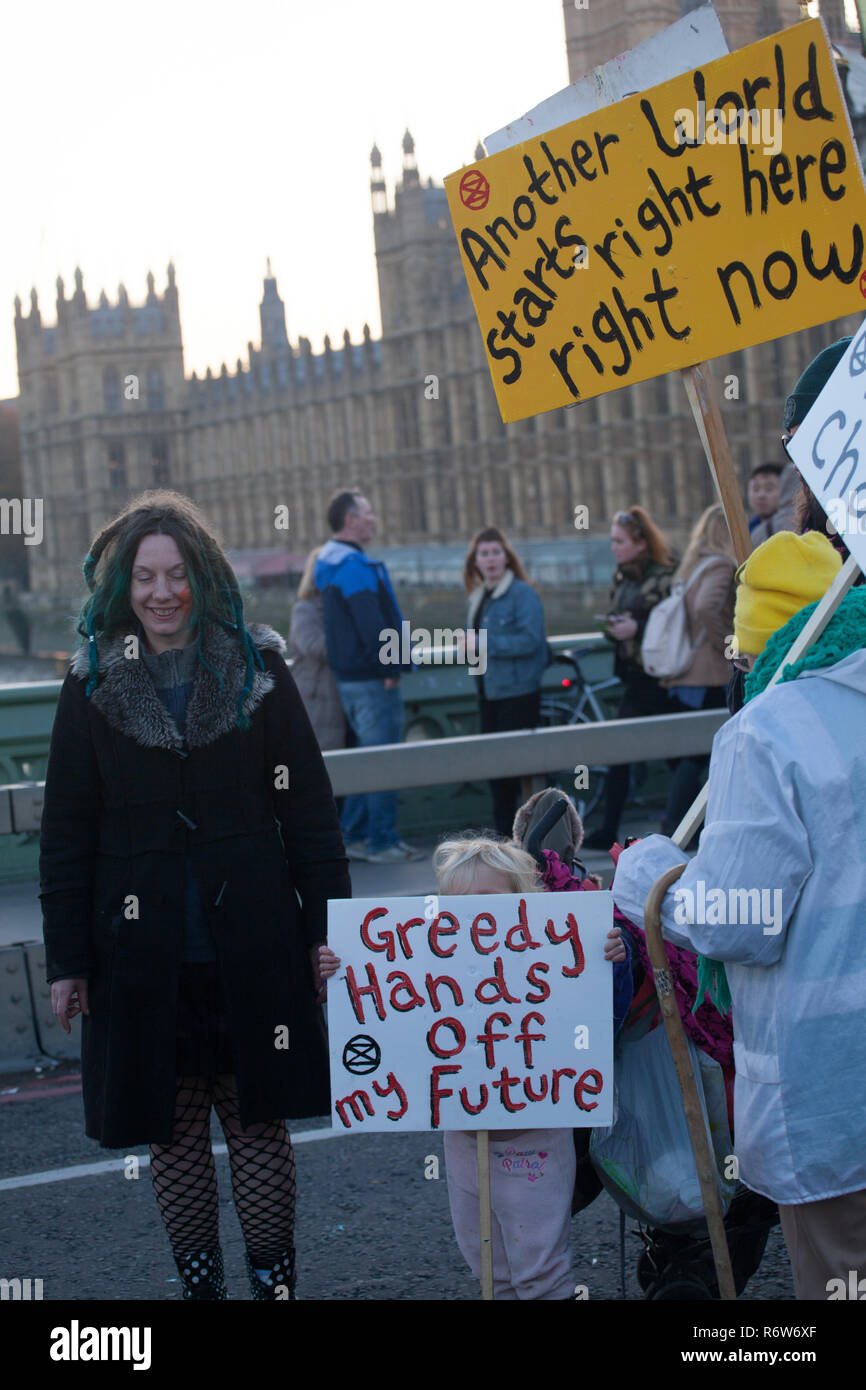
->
xmin=2 ymin=0 xmax=570 ymax=399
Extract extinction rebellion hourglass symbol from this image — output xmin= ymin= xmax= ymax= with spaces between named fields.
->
xmin=459 ymin=169 xmax=490 ymax=211
xmin=342 ymin=1035 xmax=381 ymax=1076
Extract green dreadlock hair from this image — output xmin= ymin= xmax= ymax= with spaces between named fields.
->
xmin=78 ymin=489 xmax=263 ymax=727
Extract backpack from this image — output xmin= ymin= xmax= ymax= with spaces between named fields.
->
xmin=640 ymin=557 xmax=717 ymax=679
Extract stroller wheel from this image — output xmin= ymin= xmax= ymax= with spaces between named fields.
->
xmin=649 ymin=1276 xmax=715 ymax=1301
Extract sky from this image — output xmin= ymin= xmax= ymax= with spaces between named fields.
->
xmin=2 ymin=0 xmax=570 ymax=399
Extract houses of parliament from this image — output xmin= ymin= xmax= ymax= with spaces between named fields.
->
xmin=11 ymin=0 xmax=866 ymax=595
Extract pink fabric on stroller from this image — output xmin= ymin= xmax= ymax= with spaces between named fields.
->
xmin=540 ymin=848 xmax=734 ymax=1073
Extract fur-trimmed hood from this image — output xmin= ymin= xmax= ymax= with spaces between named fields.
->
xmin=69 ymin=620 xmax=286 ymax=751
xmin=466 ymin=567 xmax=515 ymax=628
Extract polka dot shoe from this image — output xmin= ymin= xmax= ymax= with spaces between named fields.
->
xmin=244 ymin=1248 xmax=296 ymax=1301
xmin=174 ymin=1247 xmax=227 ymax=1300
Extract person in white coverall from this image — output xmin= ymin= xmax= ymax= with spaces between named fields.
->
xmin=611 ymin=530 xmax=866 ymax=1300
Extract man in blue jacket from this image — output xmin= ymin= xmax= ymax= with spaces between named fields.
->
xmin=315 ymin=490 xmax=423 ymax=863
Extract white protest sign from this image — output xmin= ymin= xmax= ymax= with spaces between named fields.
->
xmin=786 ymin=315 xmax=866 ymax=579
xmin=327 ymin=891 xmax=614 ymax=1131
xmin=484 ymin=4 xmax=728 ymax=154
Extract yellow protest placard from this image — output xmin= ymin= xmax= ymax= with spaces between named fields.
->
xmin=445 ymin=19 xmax=866 ymax=423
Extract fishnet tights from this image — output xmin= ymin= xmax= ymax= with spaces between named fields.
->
xmin=150 ymin=1073 xmax=296 ymax=1267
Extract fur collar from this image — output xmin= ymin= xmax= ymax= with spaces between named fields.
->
xmin=466 ymin=568 xmax=515 ymax=627
xmin=70 ymin=621 xmax=286 ymax=750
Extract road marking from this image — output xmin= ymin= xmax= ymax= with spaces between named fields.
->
xmin=0 ymin=1126 xmax=341 ymax=1191
xmin=0 ymin=1081 xmax=82 ymax=1103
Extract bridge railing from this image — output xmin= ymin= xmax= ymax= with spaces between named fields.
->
xmin=0 ymin=708 xmax=728 ymax=1068
xmin=0 ymin=708 xmax=728 ymax=832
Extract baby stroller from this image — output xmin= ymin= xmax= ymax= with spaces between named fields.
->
xmin=571 ymin=994 xmax=778 ymax=1298
xmin=634 ymin=1187 xmax=779 ymax=1300
xmin=517 ymin=788 xmax=779 ymax=1301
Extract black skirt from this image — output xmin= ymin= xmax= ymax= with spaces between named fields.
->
xmin=175 ymin=961 xmax=235 ymax=1077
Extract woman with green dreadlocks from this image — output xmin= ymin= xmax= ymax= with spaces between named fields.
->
xmin=40 ymin=490 xmax=351 ymax=1300
xmin=611 ymin=527 xmax=866 ymax=1302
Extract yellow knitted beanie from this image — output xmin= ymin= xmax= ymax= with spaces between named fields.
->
xmin=734 ymin=531 xmax=842 ymax=657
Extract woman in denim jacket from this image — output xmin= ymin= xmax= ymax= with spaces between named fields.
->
xmin=461 ymin=526 xmax=548 ymax=833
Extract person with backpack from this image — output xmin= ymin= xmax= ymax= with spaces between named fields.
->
xmin=583 ymin=506 xmax=676 ymax=850
xmin=611 ymin=529 xmax=866 ymax=1300
xmin=645 ymin=503 xmax=736 ymax=837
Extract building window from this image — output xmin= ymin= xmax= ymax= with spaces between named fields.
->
xmin=147 ymin=369 xmax=165 ymax=412
xmin=107 ymin=441 xmax=127 ymax=490
xmin=42 ymin=373 xmax=59 ymax=414
xmin=463 ymin=382 xmax=480 ymax=441
xmin=396 ymin=392 xmax=420 ymax=449
xmin=151 ymin=439 xmax=169 ymax=486
xmin=72 ymin=441 xmax=85 ymax=491
xmin=103 ymin=369 xmax=121 ymax=414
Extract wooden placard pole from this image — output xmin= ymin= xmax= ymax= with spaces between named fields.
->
xmin=477 ymin=1130 xmax=494 ymax=1300
xmin=680 ymin=361 xmax=752 ymax=567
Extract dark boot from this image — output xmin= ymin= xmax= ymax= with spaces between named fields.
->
xmin=174 ymin=1247 xmax=227 ymax=1300
xmin=245 ymin=1248 xmax=296 ymax=1301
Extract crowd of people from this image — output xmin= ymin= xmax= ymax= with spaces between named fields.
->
xmin=287 ymin=367 xmax=834 ymax=854
xmin=39 ymin=336 xmax=865 ymax=1302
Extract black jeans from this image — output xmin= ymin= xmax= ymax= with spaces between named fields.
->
xmin=660 ymin=684 xmax=728 ymax=837
xmin=479 ymin=688 xmax=542 ymax=836
xmin=595 ymin=669 xmax=682 ymax=842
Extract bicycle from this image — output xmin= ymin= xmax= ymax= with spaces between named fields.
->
xmin=539 ymin=645 xmax=622 ymax=823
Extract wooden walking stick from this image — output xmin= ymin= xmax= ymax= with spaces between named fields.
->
xmin=477 ymin=1130 xmax=494 ymax=1300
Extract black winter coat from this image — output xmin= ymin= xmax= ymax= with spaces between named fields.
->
xmin=39 ymin=620 xmax=351 ymax=1148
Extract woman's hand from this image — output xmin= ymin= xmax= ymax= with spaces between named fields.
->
xmin=311 ymin=945 xmax=342 ymax=1002
xmin=607 ymin=613 xmax=638 ymax=641
xmin=604 ymin=928 xmax=627 ymax=963
xmin=51 ymin=978 xmax=90 ymax=1034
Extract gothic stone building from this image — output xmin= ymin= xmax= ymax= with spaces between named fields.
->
xmin=14 ymin=1 xmax=864 ymax=596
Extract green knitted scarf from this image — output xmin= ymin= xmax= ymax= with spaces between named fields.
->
xmin=694 ymin=587 xmax=866 ymax=1016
